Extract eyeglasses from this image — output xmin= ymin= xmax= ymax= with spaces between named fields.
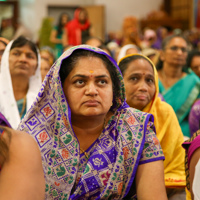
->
xmin=166 ymin=46 xmax=188 ymax=53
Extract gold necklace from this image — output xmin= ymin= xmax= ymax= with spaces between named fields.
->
xmin=79 ymin=118 xmax=106 ymax=159
xmin=80 ymin=147 xmax=90 ymax=159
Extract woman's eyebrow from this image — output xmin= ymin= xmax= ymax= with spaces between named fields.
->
xmin=146 ymin=74 xmax=155 ymax=79
xmin=71 ymin=74 xmax=109 ymax=79
xmin=95 ymin=75 xmax=109 ymax=78
xmin=71 ymin=74 xmax=87 ymax=79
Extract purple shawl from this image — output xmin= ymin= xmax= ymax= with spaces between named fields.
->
xmin=18 ymin=45 xmax=164 ymax=199
xmin=189 ymin=99 xmax=200 ymax=137
xmin=0 ymin=112 xmax=11 ymax=127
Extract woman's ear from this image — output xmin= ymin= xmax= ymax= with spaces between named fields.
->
xmin=160 ymin=50 xmax=165 ymax=61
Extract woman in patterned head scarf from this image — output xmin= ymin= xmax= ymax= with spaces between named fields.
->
xmin=18 ymin=45 xmax=167 ymax=199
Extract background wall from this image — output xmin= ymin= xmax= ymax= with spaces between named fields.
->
xmin=19 ymin=0 xmax=163 ymax=41
xmin=19 ymin=0 xmax=94 ymax=41
xmin=94 ymin=0 xmax=163 ymax=33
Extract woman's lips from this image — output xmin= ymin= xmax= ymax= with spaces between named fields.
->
xmin=83 ymin=100 xmax=99 ymax=106
xmin=136 ymin=95 xmax=147 ymax=100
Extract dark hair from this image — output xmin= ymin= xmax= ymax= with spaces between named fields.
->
xmin=57 ymin=13 xmax=70 ymax=35
xmin=0 ymin=40 xmax=7 ymax=47
xmin=59 ymin=49 xmax=120 ymax=107
xmin=156 ymin=34 xmax=188 ymax=70
xmin=0 ymin=126 xmax=11 ymax=166
xmin=11 ymin=36 xmax=38 ymax=61
xmin=98 ymin=44 xmax=112 ymax=57
xmin=118 ymin=54 xmax=154 ymax=76
xmin=186 ymin=49 xmax=200 ymax=68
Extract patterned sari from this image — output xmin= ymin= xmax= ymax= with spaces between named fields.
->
xmin=182 ymin=130 xmax=200 ymax=200
xmin=0 ymin=112 xmax=11 ymax=127
xmin=159 ymin=73 xmax=200 ymax=138
xmin=18 ymin=45 xmax=164 ymax=199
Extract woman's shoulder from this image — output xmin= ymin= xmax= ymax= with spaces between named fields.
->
xmin=185 ymin=71 xmax=200 ymax=83
xmin=183 ymin=130 xmax=200 ymax=152
xmin=0 ymin=129 xmax=45 ymax=200
xmin=119 ymin=107 xmax=153 ymax=124
xmin=123 ymin=106 xmax=151 ymax=115
xmin=11 ymin=130 xmax=40 ymax=154
xmin=5 ymin=130 xmax=42 ymax=167
xmin=155 ymin=98 xmax=175 ymax=114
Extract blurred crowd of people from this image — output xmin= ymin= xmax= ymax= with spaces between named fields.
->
xmin=0 ymin=6 xmax=200 ymax=200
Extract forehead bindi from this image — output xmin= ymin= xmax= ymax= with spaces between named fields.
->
xmin=73 ymin=57 xmax=109 ymax=76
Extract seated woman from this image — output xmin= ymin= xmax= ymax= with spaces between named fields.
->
xmin=40 ymin=57 xmax=51 ymax=81
xmin=0 ymin=125 xmax=45 ymax=199
xmin=186 ymin=49 xmax=200 ymax=78
xmin=182 ymin=129 xmax=200 ymax=200
xmin=117 ymin=44 xmax=141 ymax=62
xmin=0 ymin=36 xmax=42 ymax=129
xmin=40 ymin=46 xmax=55 ymax=66
xmin=18 ymin=45 xmax=167 ymax=199
xmin=156 ymin=34 xmax=200 ymax=139
xmin=118 ymin=54 xmax=186 ymax=199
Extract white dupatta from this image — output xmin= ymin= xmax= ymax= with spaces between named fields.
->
xmin=0 ymin=40 xmax=42 ymax=129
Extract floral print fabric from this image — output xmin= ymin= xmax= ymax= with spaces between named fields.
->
xmin=18 ymin=45 xmax=164 ymax=199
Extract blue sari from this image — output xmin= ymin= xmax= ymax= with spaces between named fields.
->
xmin=159 ymin=72 xmax=200 ymax=138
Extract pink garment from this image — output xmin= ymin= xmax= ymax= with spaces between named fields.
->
xmin=183 ymin=133 xmax=200 ymax=167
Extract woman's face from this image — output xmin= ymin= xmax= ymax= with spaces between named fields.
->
xmin=161 ymin=37 xmax=188 ymax=67
xmin=63 ymin=56 xmax=113 ymax=119
xmin=190 ymin=55 xmax=200 ymax=78
xmin=123 ymin=58 xmax=156 ymax=110
xmin=61 ymin=14 xmax=68 ymax=25
xmin=9 ymin=45 xmax=37 ymax=78
xmin=40 ymin=51 xmax=53 ymax=65
xmin=40 ymin=58 xmax=51 ymax=81
xmin=79 ymin=10 xmax=87 ymax=23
